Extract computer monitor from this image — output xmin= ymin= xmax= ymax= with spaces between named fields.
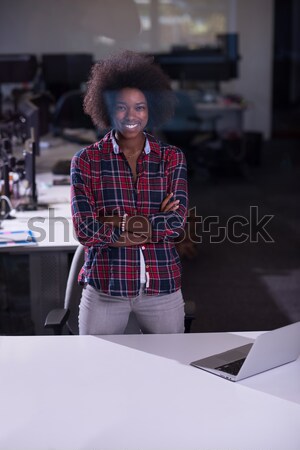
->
xmin=0 ymin=54 xmax=38 ymax=118
xmin=153 ymin=33 xmax=240 ymax=84
xmin=0 ymin=54 xmax=38 ymax=83
xmin=41 ymin=53 xmax=94 ymax=99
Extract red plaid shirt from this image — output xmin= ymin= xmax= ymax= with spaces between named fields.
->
xmin=71 ymin=130 xmax=188 ymax=297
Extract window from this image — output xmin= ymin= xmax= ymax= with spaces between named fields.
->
xmin=134 ymin=0 xmax=233 ymax=52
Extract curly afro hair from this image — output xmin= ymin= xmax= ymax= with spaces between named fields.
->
xmin=83 ymin=50 xmax=176 ymax=130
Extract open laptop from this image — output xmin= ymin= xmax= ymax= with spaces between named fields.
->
xmin=190 ymin=321 xmax=300 ymax=382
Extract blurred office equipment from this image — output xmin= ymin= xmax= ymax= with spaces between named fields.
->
xmin=40 ymin=53 xmax=95 ymax=140
xmin=153 ymin=33 xmax=240 ymax=87
xmin=0 ymin=98 xmax=42 ymax=211
xmin=0 ymin=54 xmax=38 ymax=84
xmin=51 ymin=89 xmax=95 ymax=141
xmin=0 ymin=54 xmax=38 ymax=118
xmin=153 ymin=34 xmax=263 ymax=177
xmin=18 ymin=97 xmax=40 ymax=156
xmin=41 ymin=53 xmax=94 ymax=100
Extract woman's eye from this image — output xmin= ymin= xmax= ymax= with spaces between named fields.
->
xmin=136 ymin=106 xmax=145 ymax=111
xmin=115 ymin=105 xmax=125 ymax=112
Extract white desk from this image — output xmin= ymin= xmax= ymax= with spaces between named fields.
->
xmin=0 ymin=332 xmax=299 ymax=450
xmin=0 ymin=176 xmax=78 ymax=334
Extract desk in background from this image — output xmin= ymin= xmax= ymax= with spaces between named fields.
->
xmin=0 ymin=175 xmax=78 ymax=334
xmin=195 ymin=101 xmax=246 ymax=134
xmin=194 ymin=100 xmax=263 ymax=169
xmin=0 ymin=331 xmax=299 ymax=450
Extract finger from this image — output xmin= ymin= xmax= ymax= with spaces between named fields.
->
xmin=167 ymin=204 xmax=180 ymax=212
xmin=162 ymin=200 xmax=180 ymax=212
xmin=163 ymin=206 xmax=178 ymax=213
xmin=160 ymin=192 xmax=173 ymax=210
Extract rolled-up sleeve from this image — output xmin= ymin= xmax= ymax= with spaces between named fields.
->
xmin=148 ymin=148 xmax=188 ymax=243
xmin=71 ymin=151 xmax=122 ymax=248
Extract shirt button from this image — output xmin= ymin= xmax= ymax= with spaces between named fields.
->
xmin=146 ymin=265 xmax=149 ymax=269
xmin=141 ymin=246 xmax=145 ymax=250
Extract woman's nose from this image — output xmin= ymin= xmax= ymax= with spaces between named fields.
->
xmin=125 ymin=107 xmax=135 ymax=119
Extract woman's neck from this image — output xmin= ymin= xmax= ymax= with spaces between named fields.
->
xmin=115 ymin=131 xmax=145 ymax=154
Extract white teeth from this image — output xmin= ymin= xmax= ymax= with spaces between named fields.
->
xmin=124 ymin=124 xmax=138 ymax=129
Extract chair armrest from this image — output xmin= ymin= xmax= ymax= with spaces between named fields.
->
xmin=184 ymin=300 xmax=196 ymax=334
xmin=44 ymin=308 xmax=70 ymax=334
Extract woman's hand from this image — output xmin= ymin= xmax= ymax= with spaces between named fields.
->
xmin=160 ymin=193 xmax=180 ymax=212
xmin=99 ymin=214 xmax=152 ymax=244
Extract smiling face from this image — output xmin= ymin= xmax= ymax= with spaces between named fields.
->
xmin=112 ymin=88 xmax=149 ymax=140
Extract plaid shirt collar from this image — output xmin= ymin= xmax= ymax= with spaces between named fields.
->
xmin=104 ymin=130 xmax=159 ymax=155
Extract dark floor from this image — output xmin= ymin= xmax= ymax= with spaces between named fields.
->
xmin=1 ymin=134 xmax=300 ymax=335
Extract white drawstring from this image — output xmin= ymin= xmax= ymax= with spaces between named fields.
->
xmin=146 ymin=271 xmax=150 ymax=288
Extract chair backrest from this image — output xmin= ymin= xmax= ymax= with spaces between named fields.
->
xmin=64 ymin=244 xmax=85 ymax=334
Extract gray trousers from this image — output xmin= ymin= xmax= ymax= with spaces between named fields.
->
xmin=79 ymin=284 xmax=185 ymax=335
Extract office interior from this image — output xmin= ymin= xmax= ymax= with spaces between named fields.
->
xmin=0 ymin=0 xmax=300 ymax=336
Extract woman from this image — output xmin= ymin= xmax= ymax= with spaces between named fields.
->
xmin=71 ymin=50 xmax=188 ymax=335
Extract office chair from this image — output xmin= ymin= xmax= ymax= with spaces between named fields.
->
xmin=44 ymin=244 xmax=195 ymax=335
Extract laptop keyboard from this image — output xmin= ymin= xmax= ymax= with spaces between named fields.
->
xmin=215 ymin=358 xmax=246 ymax=375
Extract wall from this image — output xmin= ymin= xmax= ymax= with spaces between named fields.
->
xmin=0 ymin=0 xmax=141 ymax=57
xmin=224 ymin=0 xmax=274 ymax=138
xmin=0 ymin=0 xmax=274 ymax=138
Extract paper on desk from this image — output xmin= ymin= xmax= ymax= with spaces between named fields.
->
xmin=0 ymin=229 xmax=37 ymax=246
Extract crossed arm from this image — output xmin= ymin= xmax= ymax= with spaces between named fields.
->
xmin=98 ymin=193 xmax=180 ymax=247
xmin=71 ymin=148 xmax=188 ymax=248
